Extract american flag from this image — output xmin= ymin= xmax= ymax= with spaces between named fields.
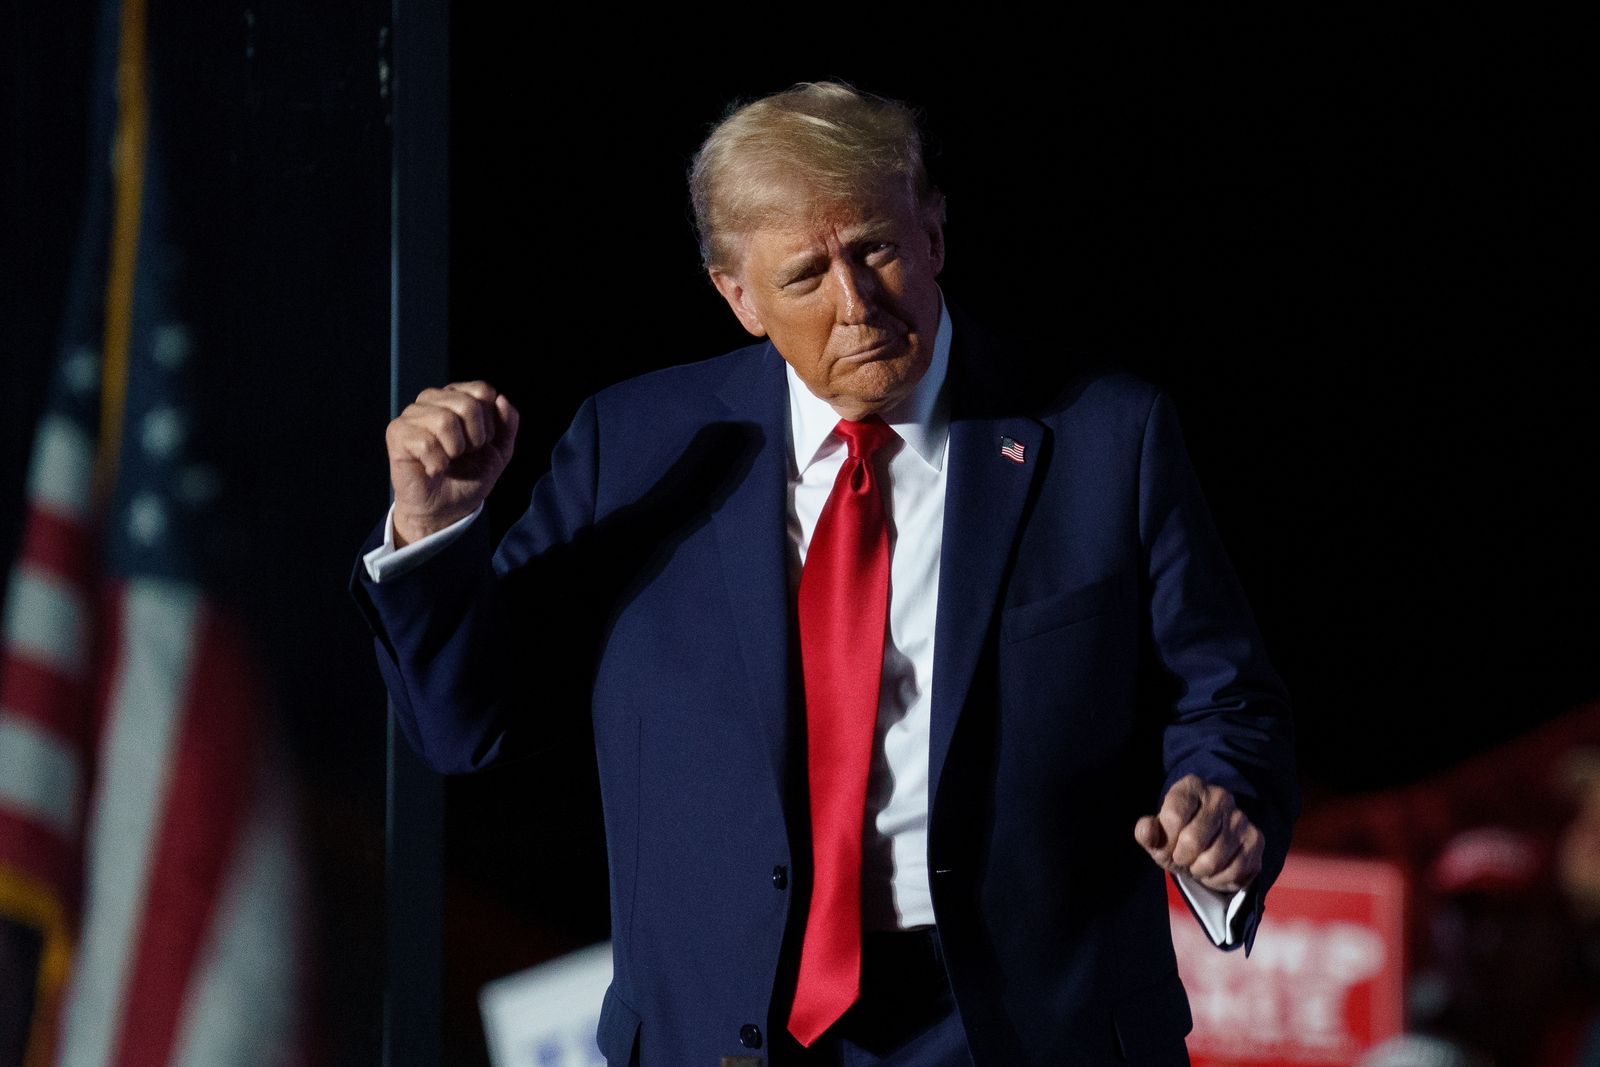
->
xmin=0 ymin=2 xmax=309 ymax=1064
xmin=999 ymin=435 xmax=1026 ymax=464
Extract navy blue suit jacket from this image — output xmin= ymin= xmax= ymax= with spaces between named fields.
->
xmin=351 ymin=307 xmax=1298 ymax=1066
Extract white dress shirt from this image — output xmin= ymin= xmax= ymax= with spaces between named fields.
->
xmin=364 ymin=297 xmax=1249 ymax=944
xmin=785 ymin=301 xmax=951 ymax=930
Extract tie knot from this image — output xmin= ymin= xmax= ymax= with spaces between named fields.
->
xmin=833 ymin=416 xmax=895 ymax=461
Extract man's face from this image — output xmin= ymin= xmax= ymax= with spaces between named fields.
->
xmin=710 ymin=181 xmax=945 ymax=420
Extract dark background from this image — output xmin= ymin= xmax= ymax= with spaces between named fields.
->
xmin=4 ymin=8 xmax=1594 ymax=1063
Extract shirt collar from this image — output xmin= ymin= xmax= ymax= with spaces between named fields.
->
xmin=786 ymin=294 xmax=952 ymax=474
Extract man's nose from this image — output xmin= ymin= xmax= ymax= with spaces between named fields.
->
xmin=832 ymin=258 xmax=878 ymax=324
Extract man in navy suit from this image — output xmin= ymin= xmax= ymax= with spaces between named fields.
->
xmin=352 ymin=82 xmax=1297 ymax=1066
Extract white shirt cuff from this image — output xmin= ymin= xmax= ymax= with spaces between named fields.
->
xmin=362 ymin=503 xmax=483 ymax=582
xmin=1173 ymin=871 xmax=1250 ymax=947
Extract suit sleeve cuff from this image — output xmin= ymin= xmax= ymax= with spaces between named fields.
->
xmin=1172 ymin=871 xmax=1251 ymax=947
xmin=363 ymin=503 xmax=484 ymax=582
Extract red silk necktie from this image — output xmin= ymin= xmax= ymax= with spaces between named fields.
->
xmin=787 ymin=416 xmax=896 ymax=1047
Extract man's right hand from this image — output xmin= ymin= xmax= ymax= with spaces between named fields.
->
xmin=386 ymin=381 xmax=519 ymax=547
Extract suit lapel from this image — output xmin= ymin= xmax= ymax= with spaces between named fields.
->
xmin=928 ymin=321 xmax=1045 ymax=812
xmin=711 ymin=343 xmax=795 ymax=813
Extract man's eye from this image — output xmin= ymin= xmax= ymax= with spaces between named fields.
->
xmin=782 ymin=271 xmax=823 ymax=290
xmin=865 ymin=242 xmax=896 ymax=263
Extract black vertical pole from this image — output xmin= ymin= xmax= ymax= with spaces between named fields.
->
xmin=385 ymin=0 xmax=447 ymax=1064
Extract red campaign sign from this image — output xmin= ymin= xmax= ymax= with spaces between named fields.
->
xmin=1169 ymin=852 xmax=1406 ymax=1066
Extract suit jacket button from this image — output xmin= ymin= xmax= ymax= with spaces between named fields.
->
xmin=772 ymin=865 xmax=788 ymax=889
xmin=739 ymin=1023 xmax=763 ymax=1048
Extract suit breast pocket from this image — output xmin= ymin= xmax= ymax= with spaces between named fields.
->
xmin=1001 ymin=574 xmax=1122 ymax=644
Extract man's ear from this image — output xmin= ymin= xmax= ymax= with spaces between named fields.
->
xmin=709 ymin=268 xmax=767 ymax=338
xmin=922 ymin=196 xmax=947 ymax=276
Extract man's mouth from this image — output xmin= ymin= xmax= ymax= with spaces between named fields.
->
xmin=841 ymin=337 xmax=903 ymax=361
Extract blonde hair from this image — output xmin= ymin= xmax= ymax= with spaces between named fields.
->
xmin=688 ymin=81 xmax=943 ymax=271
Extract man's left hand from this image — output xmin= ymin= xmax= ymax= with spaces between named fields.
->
xmin=1134 ymin=774 xmax=1262 ymax=894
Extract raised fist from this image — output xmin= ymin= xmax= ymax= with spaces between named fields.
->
xmin=385 ymin=381 xmax=519 ymax=546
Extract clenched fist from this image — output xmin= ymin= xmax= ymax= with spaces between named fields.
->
xmin=1133 ymin=774 xmax=1263 ymax=894
xmin=386 ymin=381 xmax=519 ymax=546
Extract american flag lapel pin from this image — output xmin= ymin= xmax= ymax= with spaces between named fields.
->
xmin=999 ymin=435 xmax=1026 ymax=464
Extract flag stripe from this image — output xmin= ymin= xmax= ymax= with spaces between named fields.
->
xmin=56 ymin=578 xmax=198 ymax=1067
xmin=0 ymin=809 xmax=77 ymax=900
xmin=114 ymin=609 xmax=257 ymax=1067
xmin=171 ymin=772 xmax=305 ymax=1067
xmin=24 ymin=416 xmax=96 ymax=522
xmin=0 ymin=654 xmax=81 ymax=737
xmin=88 ymin=582 xmax=127 ymax=751
xmin=1 ymin=566 xmax=89 ymax=679
xmin=19 ymin=505 xmax=96 ymax=588
xmin=0 ymin=714 xmax=82 ymax=834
